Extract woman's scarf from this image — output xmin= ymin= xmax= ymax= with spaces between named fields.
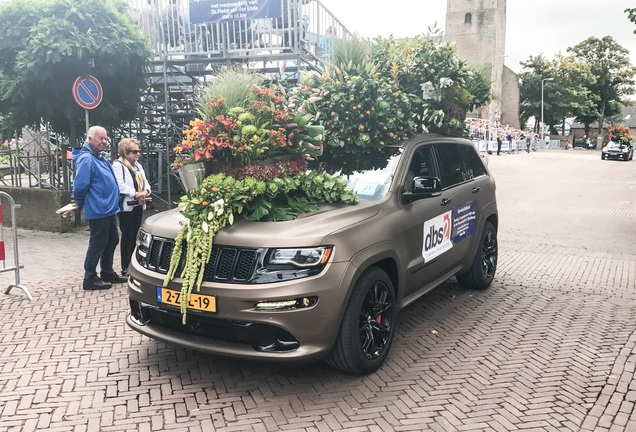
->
xmin=119 ymin=157 xmax=144 ymax=193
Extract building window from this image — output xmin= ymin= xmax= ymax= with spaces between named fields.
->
xmin=464 ymin=13 xmax=472 ymax=24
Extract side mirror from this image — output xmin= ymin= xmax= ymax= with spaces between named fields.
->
xmin=402 ymin=176 xmax=442 ymax=204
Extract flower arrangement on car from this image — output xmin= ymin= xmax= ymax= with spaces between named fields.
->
xmin=608 ymin=125 xmax=632 ymax=144
xmin=166 ymin=71 xmax=358 ymax=322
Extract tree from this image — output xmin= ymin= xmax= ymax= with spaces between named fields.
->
xmin=519 ymin=54 xmax=596 ymax=136
xmin=0 ymin=0 xmax=150 ymax=145
xmin=519 ymin=55 xmax=550 ymax=133
xmin=626 ymin=8 xmax=636 ymax=31
xmin=567 ymin=36 xmax=636 ymax=136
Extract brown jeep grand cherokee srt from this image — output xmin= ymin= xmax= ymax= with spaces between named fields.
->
xmin=127 ymin=134 xmax=498 ymax=374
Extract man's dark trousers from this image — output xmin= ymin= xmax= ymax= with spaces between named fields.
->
xmin=84 ymin=214 xmax=119 ymax=281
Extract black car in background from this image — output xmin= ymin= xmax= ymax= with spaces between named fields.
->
xmin=601 ymin=141 xmax=634 ymax=161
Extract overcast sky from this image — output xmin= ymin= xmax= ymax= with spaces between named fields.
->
xmin=319 ymin=0 xmax=636 ymax=74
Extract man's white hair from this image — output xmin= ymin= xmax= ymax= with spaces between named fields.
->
xmin=86 ymin=126 xmax=105 ymax=140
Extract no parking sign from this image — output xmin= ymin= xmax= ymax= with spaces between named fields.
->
xmin=72 ymin=75 xmax=102 ymax=110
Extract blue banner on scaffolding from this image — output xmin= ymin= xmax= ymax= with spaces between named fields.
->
xmin=189 ymin=0 xmax=282 ymax=24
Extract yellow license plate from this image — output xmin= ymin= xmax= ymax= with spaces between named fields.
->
xmin=156 ymin=287 xmax=216 ymax=313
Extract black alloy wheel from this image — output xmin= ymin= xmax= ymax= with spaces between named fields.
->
xmin=480 ymin=227 xmax=498 ymax=282
xmin=326 ymin=267 xmax=395 ymax=374
xmin=456 ymin=221 xmax=498 ymax=290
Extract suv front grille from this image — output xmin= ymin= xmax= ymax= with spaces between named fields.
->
xmin=146 ymin=237 xmax=258 ymax=283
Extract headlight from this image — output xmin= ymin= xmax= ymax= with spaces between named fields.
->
xmin=135 ymin=229 xmax=152 ymax=261
xmin=623 ymin=148 xmax=629 ymax=153
xmin=254 ymin=297 xmax=318 ymax=311
xmin=266 ymin=246 xmax=332 ymax=269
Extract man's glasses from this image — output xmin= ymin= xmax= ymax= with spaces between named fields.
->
xmin=126 ymin=150 xmax=140 ymax=155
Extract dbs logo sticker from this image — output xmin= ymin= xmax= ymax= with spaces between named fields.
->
xmin=422 ymin=211 xmax=453 ymax=262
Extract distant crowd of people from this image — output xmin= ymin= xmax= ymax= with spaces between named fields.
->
xmin=465 ymin=118 xmax=525 ymax=143
xmin=464 ymin=118 xmax=542 ymax=155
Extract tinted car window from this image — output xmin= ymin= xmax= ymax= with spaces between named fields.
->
xmin=459 ymin=145 xmax=487 ymax=179
xmin=404 ymin=145 xmax=437 ymax=192
xmin=435 ymin=143 xmax=466 ymax=187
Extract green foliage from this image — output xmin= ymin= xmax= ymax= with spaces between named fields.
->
xmin=195 ymin=67 xmax=261 ymax=120
xmin=0 ymin=139 xmax=13 ymax=164
xmin=370 ymin=33 xmax=471 ymax=136
xmin=627 ymin=8 xmax=636 ymax=34
xmin=519 ymin=54 xmax=597 ymax=135
xmin=0 ymin=0 xmax=151 ymax=141
xmin=331 ymin=34 xmax=372 ymax=73
xmin=304 ymin=65 xmax=416 ymax=174
xmin=463 ymin=67 xmax=491 ymax=112
xmin=567 ymin=36 xmax=636 ymax=134
xmin=246 ymin=170 xmax=356 ymax=221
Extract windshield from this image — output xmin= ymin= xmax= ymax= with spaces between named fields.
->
xmin=338 ymin=149 xmax=403 ymax=201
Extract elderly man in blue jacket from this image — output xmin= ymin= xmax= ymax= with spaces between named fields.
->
xmin=72 ymin=126 xmax=128 ymax=290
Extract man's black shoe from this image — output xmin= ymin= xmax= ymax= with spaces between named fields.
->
xmin=83 ymin=278 xmax=112 ymax=290
xmin=101 ymin=272 xmax=128 ymax=284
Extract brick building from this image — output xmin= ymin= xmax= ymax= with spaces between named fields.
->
xmin=445 ymin=0 xmax=520 ymax=129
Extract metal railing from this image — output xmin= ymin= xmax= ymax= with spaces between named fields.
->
xmin=0 ymin=148 xmax=71 ymax=190
xmin=126 ymin=0 xmax=350 ymax=62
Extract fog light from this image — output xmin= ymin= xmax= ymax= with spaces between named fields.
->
xmin=129 ymin=300 xmax=150 ymax=325
xmin=255 ymin=297 xmax=317 ymax=311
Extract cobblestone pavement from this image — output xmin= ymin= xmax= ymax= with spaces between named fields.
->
xmin=1 ymin=149 xmax=635 ymax=431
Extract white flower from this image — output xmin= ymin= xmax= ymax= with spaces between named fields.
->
xmin=420 ymin=81 xmax=434 ymax=92
xmin=212 ymin=198 xmax=225 ymax=212
xmin=439 ymin=77 xmax=454 ymax=88
xmin=420 ymin=81 xmax=435 ymax=100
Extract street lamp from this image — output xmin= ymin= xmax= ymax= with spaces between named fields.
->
xmin=541 ymin=77 xmax=554 ymax=146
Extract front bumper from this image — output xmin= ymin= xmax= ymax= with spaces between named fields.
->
xmin=126 ymin=258 xmax=357 ymax=363
xmin=603 ymin=151 xmax=628 ymax=159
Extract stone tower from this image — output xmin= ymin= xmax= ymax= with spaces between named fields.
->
xmin=444 ymin=0 xmax=519 ymax=129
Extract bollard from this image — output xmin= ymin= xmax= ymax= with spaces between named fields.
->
xmin=0 ymin=191 xmax=32 ymax=300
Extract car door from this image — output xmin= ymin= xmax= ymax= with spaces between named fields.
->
xmin=428 ymin=141 xmax=484 ymax=275
xmin=398 ymin=143 xmax=450 ymax=296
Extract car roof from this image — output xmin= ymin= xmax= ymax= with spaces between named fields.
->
xmin=399 ymin=133 xmax=474 ymax=149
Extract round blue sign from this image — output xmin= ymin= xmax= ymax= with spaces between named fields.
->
xmin=72 ymin=75 xmax=103 ymax=110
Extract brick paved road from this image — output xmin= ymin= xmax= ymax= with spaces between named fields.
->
xmin=1 ymin=149 xmax=635 ymax=431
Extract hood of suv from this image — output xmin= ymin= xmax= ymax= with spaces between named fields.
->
xmin=142 ymin=199 xmax=381 ymax=248
xmin=604 ymin=142 xmax=630 ymax=151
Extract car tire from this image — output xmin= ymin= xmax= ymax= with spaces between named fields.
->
xmin=456 ymin=221 xmax=498 ymax=290
xmin=326 ymin=266 xmax=395 ymax=375
xmin=601 ymin=154 xmax=606 ymax=160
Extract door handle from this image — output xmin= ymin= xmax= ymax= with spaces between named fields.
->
xmin=472 ymin=187 xmax=480 ymax=194
xmin=441 ymin=198 xmax=452 ymax=206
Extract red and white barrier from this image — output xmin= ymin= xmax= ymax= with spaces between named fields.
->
xmin=1 ymin=192 xmax=31 ymax=300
